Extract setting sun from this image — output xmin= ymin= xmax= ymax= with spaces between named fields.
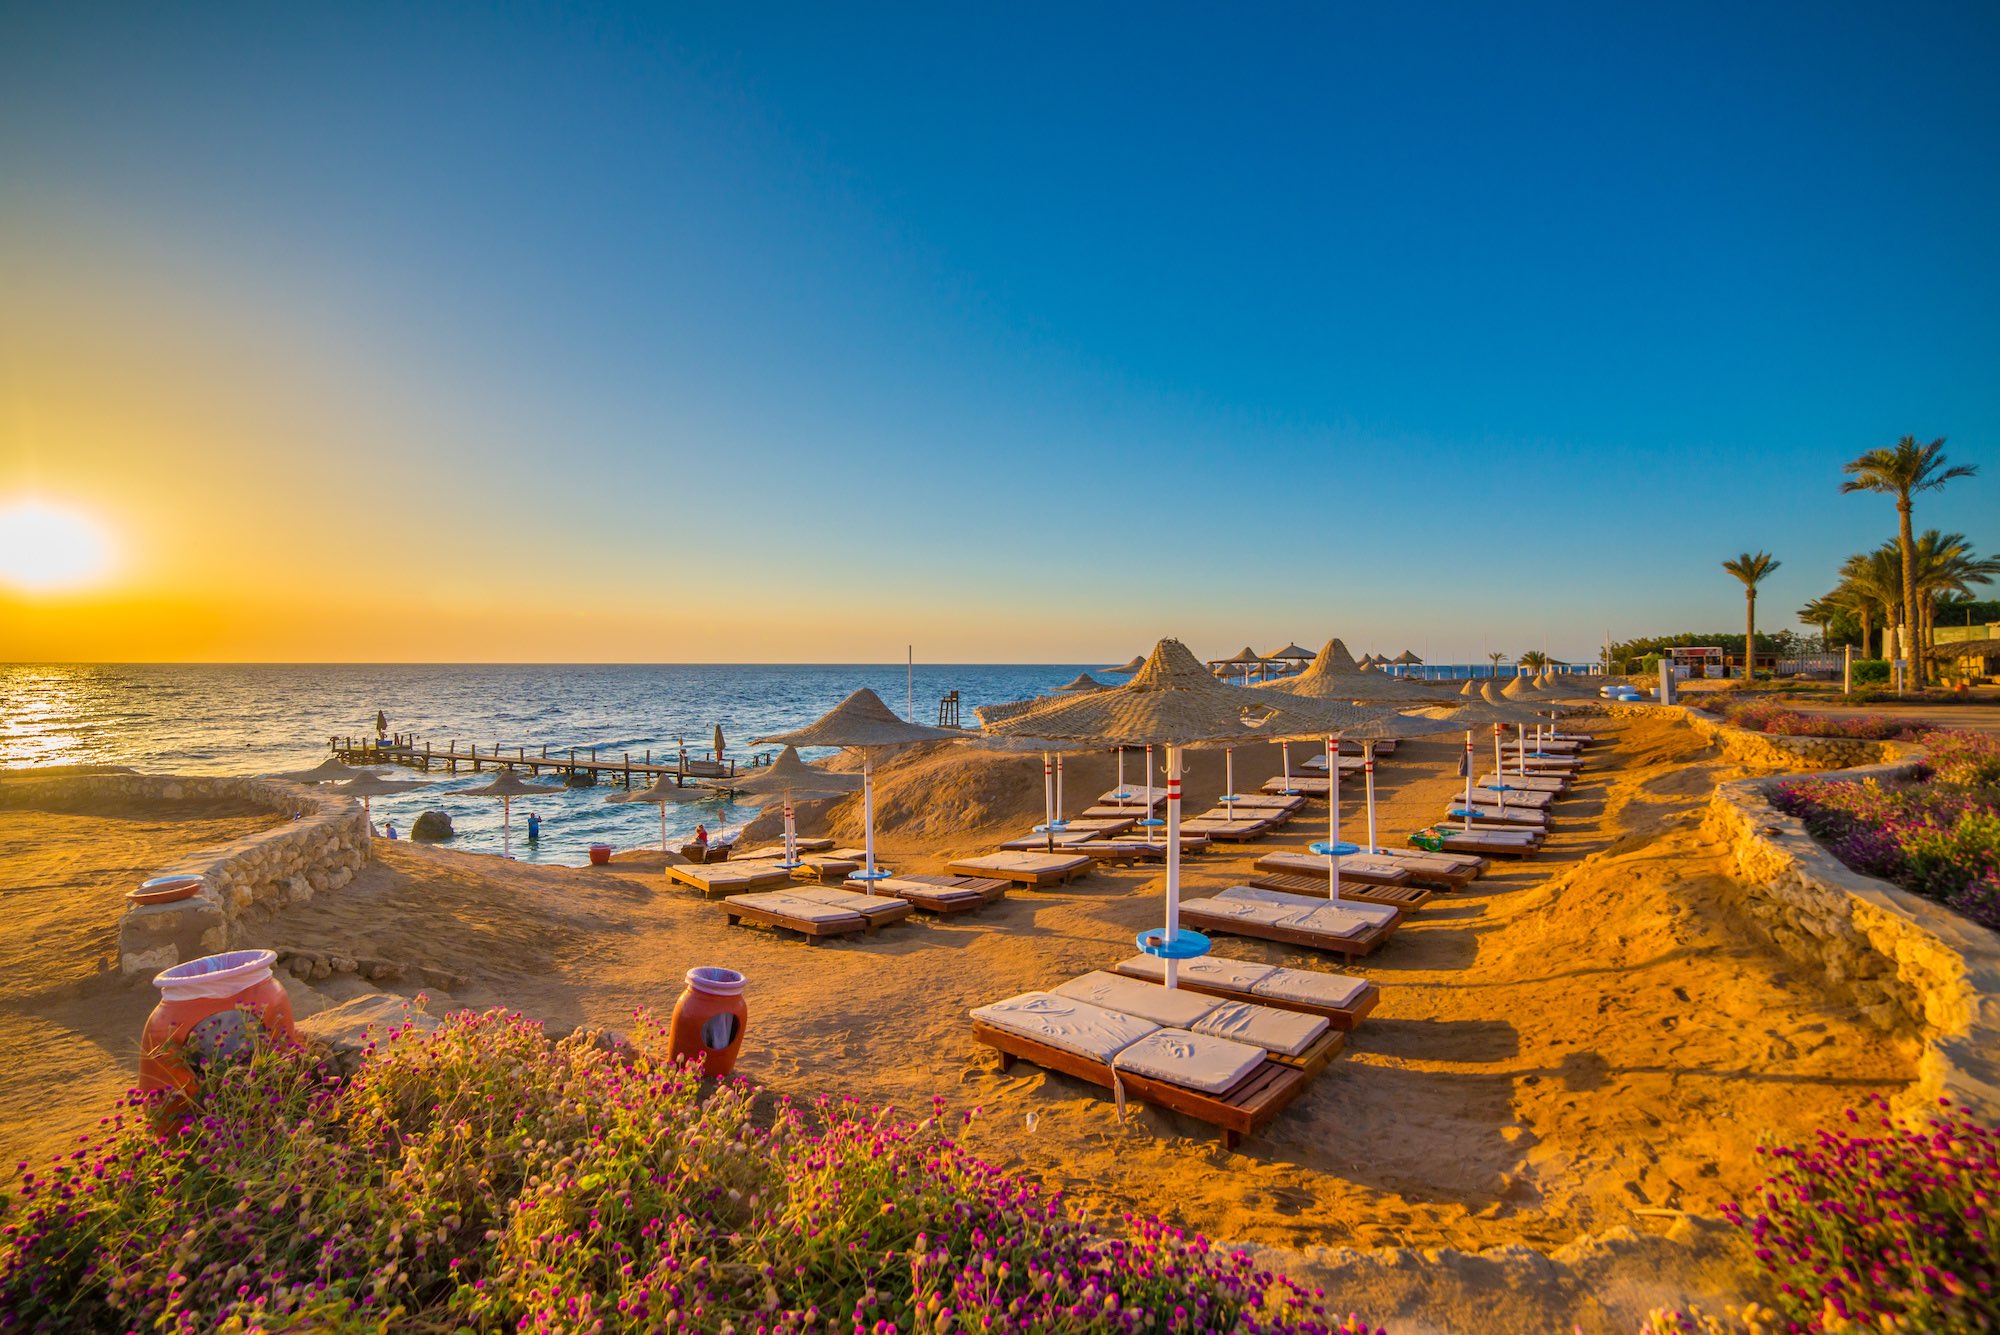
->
xmin=0 ymin=498 xmax=115 ymax=593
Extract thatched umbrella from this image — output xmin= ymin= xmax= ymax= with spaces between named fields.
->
xmin=1252 ymin=695 xmax=1406 ymax=902
xmin=461 ymin=768 xmax=565 ymax=858
xmin=268 ymin=757 xmax=383 ymax=784
xmin=1220 ymin=645 xmax=1266 ymax=685
xmin=754 ymin=689 xmax=963 ymax=881
xmin=1337 ymin=711 xmax=1464 ymax=854
xmin=608 ymin=773 xmax=722 ymax=853
xmin=699 ymin=746 xmax=857 ymax=866
xmin=1415 ymin=686 xmax=1549 ymax=826
xmin=1101 ymin=655 xmax=1147 ymax=675
xmin=1055 ymin=673 xmax=1107 ymax=693
xmin=1255 ymin=637 xmax=1447 ymax=794
xmin=984 ymin=638 xmax=1285 ymax=986
xmin=332 ymin=773 xmax=431 ymax=832
xmin=1390 ymin=650 xmax=1423 ymax=678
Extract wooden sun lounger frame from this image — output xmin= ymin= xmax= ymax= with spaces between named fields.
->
xmin=945 ymin=856 xmax=1095 ymax=887
xmin=1107 ymin=963 xmax=1381 ymax=1032
xmin=722 ymin=892 xmax=915 ymax=942
xmin=971 ymin=1022 xmax=1311 ymax=1149
xmin=851 ymin=874 xmax=1008 ymax=914
xmin=1425 ymin=830 xmax=1544 ymax=858
xmin=1178 ymin=901 xmax=1397 ymax=961
xmin=1249 ymin=870 xmax=1433 ymax=912
xmin=666 ymin=863 xmax=794 ymax=896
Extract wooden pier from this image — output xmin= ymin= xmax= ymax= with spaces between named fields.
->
xmin=330 ymin=734 xmax=769 ymax=790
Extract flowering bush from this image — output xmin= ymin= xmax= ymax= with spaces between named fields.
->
xmin=1705 ymin=700 xmax=1922 ymax=741
xmin=0 ymin=1009 xmax=1377 ymax=1334
xmin=1643 ymin=1098 xmax=1998 ymax=1333
xmin=1770 ymin=732 xmax=2000 ymax=930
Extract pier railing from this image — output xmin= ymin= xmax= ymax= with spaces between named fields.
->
xmin=330 ymin=735 xmax=765 ymax=789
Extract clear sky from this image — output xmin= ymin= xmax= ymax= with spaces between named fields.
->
xmin=2 ymin=2 xmax=1994 ymax=663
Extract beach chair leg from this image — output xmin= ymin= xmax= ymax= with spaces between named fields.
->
xmin=996 ymin=1051 xmax=1017 ymax=1073
xmin=726 ymin=914 xmax=741 ymax=928
xmin=1222 ymin=1128 xmax=1242 ymax=1150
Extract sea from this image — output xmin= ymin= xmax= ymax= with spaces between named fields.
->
xmin=0 ymin=660 xmax=1530 ymax=866
xmin=0 ymin=663 xmax=1104 ymax=865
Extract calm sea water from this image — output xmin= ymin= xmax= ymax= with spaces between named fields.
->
xmin=0 ymin=664 xmax=1102 ymax=865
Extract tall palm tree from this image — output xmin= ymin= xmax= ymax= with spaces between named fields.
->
xmin=1518 ymin=650 xmax=1551 ymax=672
xmin=1909 ymin=530 xmax=2000 ymax=660
xmin=1841 ymin=436 xmax=1979 ymax=687
xmin=1486 ymin=651 xmax=1508 ymax=677
xmin=1722 ymin=552 xmax=1781 ymax=681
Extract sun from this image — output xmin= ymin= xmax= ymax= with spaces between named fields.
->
xmin=0 ymin=498 xmax=116 ymax=593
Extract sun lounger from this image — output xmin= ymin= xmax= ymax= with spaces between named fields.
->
xmin=1473 ymin=787 xmax=1554 ymax=810
xmin=1299 ymin=755 xmax=1366 ymax=773
xmin=851 ymin=873 xmax=1008 ymax=913
xmin=1261 ymin=776 xmax=1351 ymax=799
xmin=1445 ymin=803 xmax=1549 ymax=829
xmin=736 ymin=837 xmax=838 ymax=859
xmin=1095 ymin=789 xmax=1167 ymax=811
xmin=1249 ymin=867 xmax=1433 ymax=911
xmin=1080 ymin=804 xmax=1156 ymax=821
xmin=1475 ymin=773 xmax=1568 ymax=793
xmin=1068 ymin=839 xmax=1166 ymax=865
xmin=969 ymin=992 xmax=1310 ymax=1148
xmin=1051 ymin=971 xmax=1344 ymax=1075
xmin=946 ymin=851 xmax=1095 ymax=886
xmin=723 ymin=890 xmax=873 ymax=941
xmin=1414 ymin=827 xmax=1543 ymax=858
xmin=1313 ymin=847 xmax=1486 ymax=888
xmin=1178 ymin=887 xmax=1398 ymax=960
xmin=666 ymin=861 xmax=794 ymax=896
xmin=1110 ymin=953 xmax=1379 ymax=1029
xmin=1096 ymin=832 xmax=1212 ymax=855
xmin=999 ymin=830 xmax=1106 ymax=852
xmin=1223 ymin=794 xmax=1308 ymax=815
xmin=1253 ymin=849 xmax=1410 ymax=889
xmin=1179 ymin=810 xmax=1276 ymax=841
xmin=1062 ymin=817 xmax=1138 ymax=836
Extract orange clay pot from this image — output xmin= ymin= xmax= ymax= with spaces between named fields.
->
xmin=668 ymin=967 xmax=747 ymax=1076
xmin=139 ymin=949 xmax=296 ymax=1128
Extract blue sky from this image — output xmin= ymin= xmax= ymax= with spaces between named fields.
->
xmin=1 ymin=3 xmax=1994 ymax=662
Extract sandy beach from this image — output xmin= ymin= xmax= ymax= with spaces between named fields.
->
xmin=0 ymin=711 xmax=1928 ymax=1329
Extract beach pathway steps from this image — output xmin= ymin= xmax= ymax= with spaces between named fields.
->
xmin=330 ymin=735 xmax=766 ymax=789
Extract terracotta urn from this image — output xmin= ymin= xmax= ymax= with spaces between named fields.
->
xmin=139 ymin=949 xmax=297 ymax=1128
xmin=668 ymin=967 xmax=747 ymax=1076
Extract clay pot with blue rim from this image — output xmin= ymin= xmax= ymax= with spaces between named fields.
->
xmin=139 ymin=948 xmax=297 ymax=1128
xmin=668 ymin=967 xmax=747 ymax=1076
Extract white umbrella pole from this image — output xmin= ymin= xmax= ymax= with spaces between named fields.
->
xmin=1324 ymin=736 xmax=1343 ymax=903
xmin=503 ymin=795 xmax=512 ymax=859
xmin=1042 ymin=753 xmax=1054 ymax=829
xmin=783 ymin=798 xmax=797 ymax=866
xmin=660 ymin=803 xmax=667 ymax=852
xmin=1463 ymin=730 xmax=1476 ymax=832
xmin=1517 ymin=725 xmax=1527 ymax=776
xmin=1115 ymin=746 xmax=1127 ymax=803
xmin=1165 ymin=743 xmax=1184 ymax=989
xmin=862 ymin=755 xmax=879 ymax=878
xmin=1493 ymin=726 xmax=1504 ymax=784
xmin=1224 ymin=746 xmax=1235 ymax=819
xmin=1281 ymin=741 xmax=1292 ymax=794
xmin=1364 ymin=741 xmax=1378 ymax=854
xmin=1144 ymin=744 xmax=1156 ymax=841
xmin=1055 ymin=753 xmax=1065 ymax=826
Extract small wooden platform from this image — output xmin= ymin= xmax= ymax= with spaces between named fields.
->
xmin=946 ymin=852 xmax=1095 ymax=887
xmin=666 ymin=862 xmax=793 ymax=896
xmin=848 ymin=873 xmax=1009 ymax=914
xmin=1180 ymin=901 xmax=1397 ymax=961
xmin=1250 ymin=870 xmax=1434 ymax=912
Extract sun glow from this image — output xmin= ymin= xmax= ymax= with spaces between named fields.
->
xmin=0 ymin=499 xmax=116 ymax=593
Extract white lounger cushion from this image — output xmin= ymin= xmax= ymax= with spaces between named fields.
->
xmin=1217 ymin=885 xmax=1399 ymax=927
xmin=1250 ymin=968 xmax=1370 ymax=1009
xmin=1184 ymin=897 xmax=1375 ymax=940
xmin=1110 ymin=1029 xmax=1264 ymax=1094
xmin=1053 ymin=971 xmax=1221 ymax=1029
xmin=1000 ymin=832 xmax=1101 ymax=850
xmin=1114 ymin=953 xmax=1278 ymax=991
xmin=726 ymin=892 xmax=863 ymax=924
xmin=971 ymin=992 xmax=1158 ymax=1063
xmin=1191 ymin=1000 xmax=1328 ymax=1057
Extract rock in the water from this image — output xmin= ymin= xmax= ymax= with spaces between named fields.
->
xmin=410 ymin=809 xmax=454 ymax=841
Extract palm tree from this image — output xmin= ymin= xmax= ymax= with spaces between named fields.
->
xmin=1518 ymin=650 xmax=1551 ymax=672
xmin=1841 ymin=436 xmax=1979 ymax=687
xmin=1486 ymin=651 xmax=1508 ymax=677
xmin=1836 ymin=548 xmax=1903 ymax=659
xmin=1797 ymin=596 xmax=1844 ymax=651
xmin=1909 ymin=530 xmax=2000 ymax=661
xmin=1722 ymin=552 xmax=1781 ymax=681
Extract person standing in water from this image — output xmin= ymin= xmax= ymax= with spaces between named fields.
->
xmin=526 ymin=812 xmax=541 ymax=842
xmin=376 ymin=710 xmax=389 ymax=742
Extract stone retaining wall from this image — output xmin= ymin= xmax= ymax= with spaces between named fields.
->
xmin=2 ymin=772 xmax=371 ymax=976
xmin=1697 ymin=750 xmax=2000 ymax=1119
xmin=1608 ymin=702 xmax=1896 ymax=770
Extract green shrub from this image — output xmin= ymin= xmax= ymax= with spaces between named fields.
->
xmin=1850 ymin=659 xmax=1890 ymax=685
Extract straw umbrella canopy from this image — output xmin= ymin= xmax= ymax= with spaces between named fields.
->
xmin=1415 ymin=685 xmax=1551 ymax=823
xmin=1252 ymin=637 xmax=1446 ymax=799
xmin=712 ymin=724 xmax=727 ymax=762
xmin=1054 ymin=673 xmax=1108 ymax=692
xmin=753 ymin=689 xmax=963 ymax=881
xmin=608 ymin=773 xmax=723 ymax=853
xmin=699 ymin=745 xmax=857 ymax=866
xmin=268 ymin=757 xmax=384 ymax=784
xmin=1267 ymin=642 xmax=1314 ymax=663
xmin=1392 ymin=650 xmax=1423 ymax=665
xmin=1102 ymin=655 xmax=1147 ymax=674
xmin=1336 ymin=711 xmax=1465 ymax=854
xmin=1220 ymin=645 xmax=1266 ymax=684
xmin=461 ymin=768 xmax=566 ymax=858
xmin=331 ymin=773 xmax=430 ymax=831
xmin=984 ymin=638 xmax=1289 ymax=987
